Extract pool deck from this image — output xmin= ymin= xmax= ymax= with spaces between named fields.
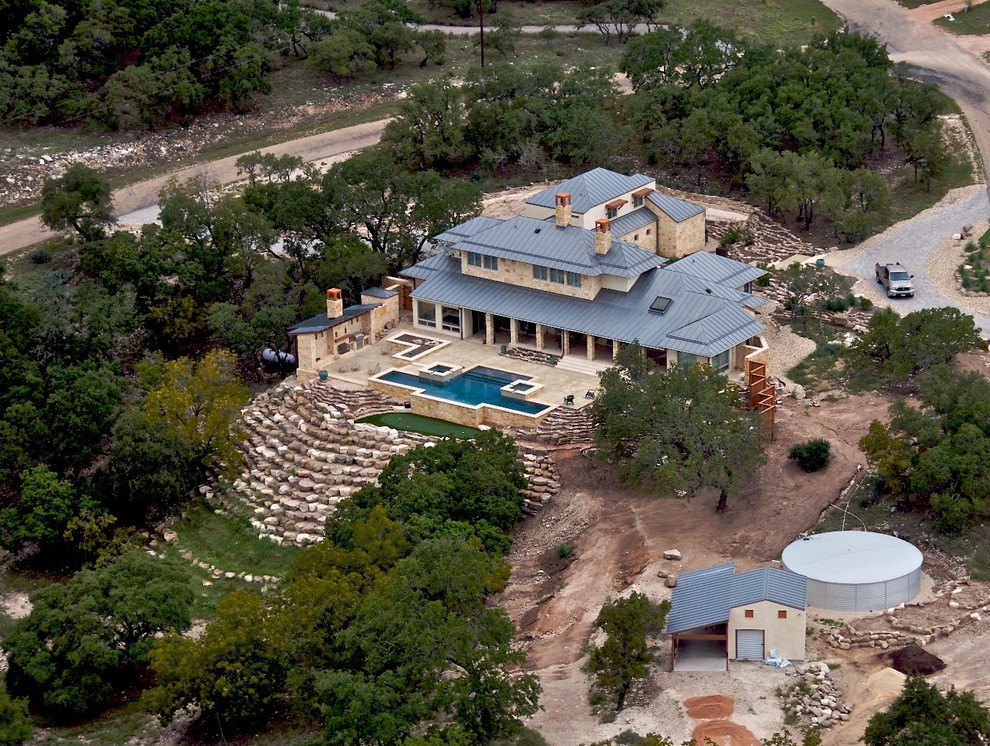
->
xmin=318 ymin=319 xmax=603 ymax=413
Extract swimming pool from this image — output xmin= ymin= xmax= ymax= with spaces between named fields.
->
xmin=376 ymin=366 xmax=550 ymax=415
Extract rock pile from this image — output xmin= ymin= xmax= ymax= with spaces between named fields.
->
xmin=781 ymin=662 xmax=852 ymax=729
xmin=825 ymin=580 xmax=990 ymax=650
xmin=502 ymin=347 xmax=559 ymax=367
xmin=217 ymin=378 xmax=560 ymax=546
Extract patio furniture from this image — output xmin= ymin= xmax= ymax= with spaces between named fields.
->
xmin=563 ymin=394 xmax=575 ymax=406
xmin=585 ymin=389 xmax=596 ymax=399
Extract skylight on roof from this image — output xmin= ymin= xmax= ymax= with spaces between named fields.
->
xmin=650 ymin=296 xmax=672 ymax=314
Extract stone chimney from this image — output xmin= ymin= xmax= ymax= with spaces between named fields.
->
xmin=555 ymin=193 xmax=572 ymax=227
xmin=595 ymin=219 xmax=611 ymax=255
xmin=326 ymin=288 xmax=343 ymax=319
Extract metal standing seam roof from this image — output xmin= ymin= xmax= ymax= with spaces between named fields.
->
xmin=646 ymin=191 xmax=706 ymax=223
xmin=287 ymin=304 xmax=380 ymax=336
xmin=666 ymin=563 xmax=808 ymax=634
xmin=448 ymin=216 xmax=662 ymax=279
xmin=781 ymin=531 xmax=923 ymax=585
xmin=362 ymin=287 xmax=397 ymax=299
xmin=406 ymin=255 xmax=766 ymax=357
xmin=526 ymin=168 xmax=654 ymax=213
xmin=609 ymin=207 xmax=659 ymax=237
xmin=433 ymin=216 xmax=505 ymax=244
xmin=667 ymin=251 xmax=767 ymax=289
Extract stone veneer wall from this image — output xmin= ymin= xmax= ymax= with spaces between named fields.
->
xmin=220 ymin=378 xmax=560 ymax=546
xmin=658 ymin=212 xmax=706 ymax=259
xmin=461 ymin=255 xmax=598 ymax=301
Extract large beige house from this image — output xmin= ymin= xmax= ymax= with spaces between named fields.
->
xmin=402 ymin=168 xmax=768 ymax=374
xmin=667 ymin=563 xmax=808 ymax=670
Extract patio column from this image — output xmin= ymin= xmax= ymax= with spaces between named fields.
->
xmin=586 ymin=334 xmax=595 ymax=360
xmin=561 ymin=331 xmax=570 ymax=356
xmin=613 ymin=339 xmax=621 ymax=360
xmin=485 ymin=313 xmax=494 ymax=346
xmin=536 ymin=324 xmax=544 ymax=351
xmin=509 ymin=318 xmax=519 ymax=345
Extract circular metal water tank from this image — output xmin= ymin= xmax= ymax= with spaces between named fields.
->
xmin=782 ymin=531 xmax=922 ymax=612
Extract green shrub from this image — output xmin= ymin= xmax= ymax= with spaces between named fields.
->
xmin=29 ymin=250 xmax=52 ymax=264
xmin=788 ymin=439 xmax=832 ymax=472
xmin=859 ymin=296 xmax=873 ymax=310
xmin=556 ymin=543 xmax=573 ymax=558
xmin=824 ymin=296 xmax=850 ymax=312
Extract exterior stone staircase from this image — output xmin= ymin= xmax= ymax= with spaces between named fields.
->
xmin=554 ymin=354 xmax=613 ymax=377
xmin=527 ymin=406 xmax=596 ymax=445
xmin=219 ymin=378 xmax=561 ymax=546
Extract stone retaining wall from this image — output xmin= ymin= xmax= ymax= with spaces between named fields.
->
xmin=215 ymin=378 xmax=560 ymax=546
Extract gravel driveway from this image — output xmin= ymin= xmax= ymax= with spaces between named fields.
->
xmin=828 ymin=186 xmax=990 ymax=334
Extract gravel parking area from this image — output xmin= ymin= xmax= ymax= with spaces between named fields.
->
xmin=826 ymin=185 xmax=990 ymax=335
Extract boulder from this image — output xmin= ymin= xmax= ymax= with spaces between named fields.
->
xmin=663 ymin=549 xmax=682 ymax=561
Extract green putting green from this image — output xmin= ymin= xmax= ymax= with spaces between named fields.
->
xmin=357 ymin=412 xmax=483 ymax=438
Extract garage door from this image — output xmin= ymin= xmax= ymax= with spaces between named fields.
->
xmin=735 ymin=629 xmax=765 ymax=661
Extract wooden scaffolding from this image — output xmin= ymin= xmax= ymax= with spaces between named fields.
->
xmin=747 ymin=360 xmax=776 ymax=441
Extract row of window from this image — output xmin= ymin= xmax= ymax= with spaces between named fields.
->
xmin=533 ymin=265 xmax=582 ymax=288
xmin=743 ymin=609 xmax=788 ymax=619
xmin=467 ymin=251 xmax=498 ymax=270
xmin=467 ymin=251 xmax=583 ymax=289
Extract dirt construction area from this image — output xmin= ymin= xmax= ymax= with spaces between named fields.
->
xmin=498 ymin=379 xmax=990 ymax=745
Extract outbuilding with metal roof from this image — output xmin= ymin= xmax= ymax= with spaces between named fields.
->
xmin=666 ymin=563 xmax=808 ymax=671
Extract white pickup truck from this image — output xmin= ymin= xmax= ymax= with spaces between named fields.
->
xmin=875 ymin=263 xmax=915 ymax=298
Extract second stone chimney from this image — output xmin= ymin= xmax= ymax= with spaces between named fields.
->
xmin=555 ymin=193 xmax=572 ymax=227
xmin=595 ymin=219 xmax=611 ymax=255
xmin=326 ymin=288 xmax=343 ymax=319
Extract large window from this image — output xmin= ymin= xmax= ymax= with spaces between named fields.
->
xmin=677 ymin=352 xmax=701 ymax=367
xmin=417 ymin=301 xmax=437 ymax=328
xmin=533 ymin=265 xmax=548 ymax=281
xmin=466 ymin=251 xmax=481 ymax=267
xmin=550 ymin=268 xmax=566 ymax=284
xmin=710 ymin=349 xmax=730 ymax=372
xmin=441 ymin=306 xmax=461 ymax=333
xmin=566 ymin=272 xmax=582 ymax=288
xmin=483 ymin=255 xmax=498 ymax=270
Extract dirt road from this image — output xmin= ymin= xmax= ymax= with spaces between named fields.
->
xmin=820 ymin=0 xmax=990 ymax=191
xmin=0 ymin=119 xmax=388 ymax=257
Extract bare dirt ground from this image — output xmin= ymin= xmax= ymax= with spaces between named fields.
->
xmin=501 ymin=391 xmax=887 ymax=744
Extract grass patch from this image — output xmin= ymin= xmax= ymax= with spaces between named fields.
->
xmin=935 ymin=4 xmax=990 ymax=35
xmin=895 ymin=0 xmax=943 ymax=7
xmin=0 ymin=201 xmax=42 ymax=229
xmin=662 ymin=0 xmax=839 ymax=47
xmin=0 ymin=237 xmax=77 ymax=291
xmin=886 ymin=143 xmax=975 ymax=227
xmin=30 ymin=701 xmax=158 ymax=746
xmin=787 ymin=340 xmax=846 ymax=392
xmin=158 ymin=499 xmax=299 ymax=617
xmin=304 ymin=0 xmax=838 ymax=44
xmin=357 ymin=412 xmax=482 ymax=438
xmin=31 ymin=702 xmax=324 ymax=746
